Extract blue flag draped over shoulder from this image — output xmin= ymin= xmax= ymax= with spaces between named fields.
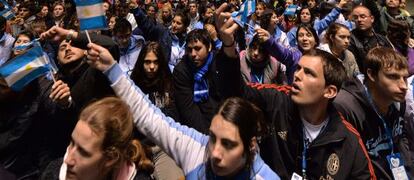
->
xmin=231 ymin=0 xmax=256 ymax=27
xmin=0 ymin=45 xmax=51 ymax=91
xmin=0 ymin=0 xmax=15 ymax=20
xmin=74 ymin=0 xmax=107 ymax=30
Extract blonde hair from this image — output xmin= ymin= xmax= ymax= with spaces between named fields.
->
xmin=79 ymin=97 xmax=153 ymax=173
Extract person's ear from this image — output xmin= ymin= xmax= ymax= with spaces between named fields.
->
xmin=323 ymin=84 xmax=338 ymax=99
xmin=249 ymin=137 xmax=257 ymax=154
xmin=104 ymin=148 xmax=120 ymax=168
xmin=366 ymin=68 xmax=377 ymax=82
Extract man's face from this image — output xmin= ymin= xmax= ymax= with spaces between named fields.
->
xmin=291 ymin=56 xmax=329 ymax=106
xmin=189 ymin=3 xmax=197 ymax=15
xmin=187 ymin=40 xmax=210 ymax=67
xmin=103 ymin=2 xmax=110 ymax=12
xmin=248 ymin=46 xmax=264 ymax=63
xmin=147 ymin=6 xmax=156 ymax=18
xmin=204 ymin=8 xmax=214 ymax=19
xmin=114 ymin=30 xmax=132 ymax=48
xmin=386 ymin=0 xmax=400 ymax=8
xmin=369 ymin=66 xmax=409 ymax=102
xmin=308 ymin=0 xmax=316 ymax=8
xmin=53 ymin=5 xmax=64 ymax=18
xmin=143 ymin=51 xmax=159 ymax=79
xmin=400 ymin=0 xmax=406 ymax=9
xmin=171 ymin=16 xmax=185 ymax=34
xmin=208 ymin=115 xmax=246 ymax=177
xmin=64 ymin=121 xmax=107 ymax=180
xmin=57 ymin=41 xmax=85 ymax=65
xmin=18 ymin=7 xmax=30 ymax=19
xmin=352 ymin=7 xmax=374 ymax=31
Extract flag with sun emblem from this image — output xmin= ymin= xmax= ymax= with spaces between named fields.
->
xmin=74 ymin=0 xmax=107 ymax=30
xmin=0 ymin=45 xmax=51 ymax=91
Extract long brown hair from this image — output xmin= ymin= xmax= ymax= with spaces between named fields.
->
xmin=79 ymin=97 xmax=154 ymax=174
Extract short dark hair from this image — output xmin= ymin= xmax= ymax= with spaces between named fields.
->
xmin=186 ymin=29 xmax=213 ymax=51
xmin=113 ymin=18 xmax=131 ymax=35
xmin=0 ymin=16 xmax=6 ymax=31
xmin=303 ymin=49 xmax=347 ymax=91
xmin=296 ymin=23 xmax=319 ymax=52
xmin=364 ymin=47 xmax=408 ymax=76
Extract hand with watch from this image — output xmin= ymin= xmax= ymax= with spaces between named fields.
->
xmin=39 ymin=26 xmax=79 ymax=42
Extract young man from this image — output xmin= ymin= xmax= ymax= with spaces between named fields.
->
xmin=334 ymin=47 xmax=414 ymax=179
xmin=216 ymin=3 xmax=376 ymax=179
xmin=348 ymin=5 xmax=392 ymax=69
xmin=112 ymin=19 xmax=145 ymax=75
xmin=173 ymin=29 xmax=223 ymax=134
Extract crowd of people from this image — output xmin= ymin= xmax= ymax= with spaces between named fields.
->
xmin=0 ymin=0 xmax=413 ymax=179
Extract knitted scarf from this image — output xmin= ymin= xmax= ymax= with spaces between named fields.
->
xmin=193 ymin=52 xmax=213 ymax=103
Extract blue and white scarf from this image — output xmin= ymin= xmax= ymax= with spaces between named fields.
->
xmin=193 ymin=52 xmax=213 ymax=103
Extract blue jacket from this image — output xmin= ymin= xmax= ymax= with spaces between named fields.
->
xmin=287 ymin=7 xmax=342 ymax=48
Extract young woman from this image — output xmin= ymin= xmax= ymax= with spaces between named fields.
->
xmin=387 ymin=20 xmax=414 ymax=76
xmin=319 ymin=23 xmax=360 ymax=79
xmin=287 ymin=0 xmax=347 ymax=48
xmin=259 ymin=9 xmax=289 ymax=47
xmin=11 ymin=31 xmax=35 ymax=57
xmin=84 ymin=43 xmax=280 ymax=179
xmin=42 ymin=97 xmax=154 ymax=180
xmin=256 ymin=23 xmax=319 ymax=83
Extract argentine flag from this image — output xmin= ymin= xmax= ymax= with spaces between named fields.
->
xmin=0 ymin=0 xmax=15 ymax=20
xmin=231 ymin=0 xmax=255 ymax=27
xmin=75 ymin=0 xmax=107 ymax=30
xmin=0 ymin=45 xmax=50 ymax=91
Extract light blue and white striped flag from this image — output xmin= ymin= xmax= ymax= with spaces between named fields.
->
xmin=231 ymin=0 xmax=256 ymax=27
xmin=0 ymin=0 xmax=15 ymax=20
xmin=0 ymin=45 xmax=51 ymax=91
xmin=74 ymin=0 xmax=107 ymax=30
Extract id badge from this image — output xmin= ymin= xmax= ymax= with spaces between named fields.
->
xmin=386 ymin=153 xmax=409 ymax=180
xmin=291 ymin=172 xmax=303 ymax=180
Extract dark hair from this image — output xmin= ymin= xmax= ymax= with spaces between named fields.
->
xmin=303 ymin=49 xmax=347 ymax=91
xmin=113 ymin=18 xmax=132 ymax=35
xmin=130 ymin=42 xmax=173 ymax=95
xmin=259 ymin=9 xmax=275 ymax=31
xmin=174 ymin=11 xmax=190 ymax=30
xmin=0 ymin=16 xmax=6 ymax=30
xmin=387 ymin=20 xmax=411 ymax=55
xmin=249 ymin=35 xmax=269 ymax=58
xmin=364 ymin=47 xmax=408 ymax=77
xmin=186 ymin=29 xmax=213 ymax=51
xmin=19 ymin=1 xmax=36 ymax=18
xmin=296 ymin=23 xmax=319 ymax=52
xmin=205 ymin=97 xmax=265 ymax=178
xmin=325 ymin=23 xmax=350 ymax=46
xmin=296 ymin=7 xmax=315 ymax=24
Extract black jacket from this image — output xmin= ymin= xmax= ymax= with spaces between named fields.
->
xmin=334 ymin=77 xmax=414 ymax=179
xmin=217 ymin=51 xmax=375 ymax=180
xmin=348 ymin=29 xmax=392 ymax=70
xmin=173 ymin=52 xmax=224 ymax=134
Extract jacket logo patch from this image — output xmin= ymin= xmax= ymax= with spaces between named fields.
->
xmin=277 ymin=131 xmax=287 ymax=141
xmin=327 ymin=153 xmax=340 ymax=175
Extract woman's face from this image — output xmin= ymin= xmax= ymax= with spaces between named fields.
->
xmin=331 ymin=27 xmax=351 ymax=52
xmin=300 ymin=9 xmax=311 ymax=24
xmin=143 ymin=51 xmax=159 ymax=79
xmin=103 ymin=2 xmax=110 ymax=12
xmin=41 ymin=6 xmax=49 ymax=17
xmin=108 ymin=17 xmax=116 ymax=30
xmin=256 ymin=5 xmax=265 ymax=17
xmin=297 ymin=28 xmax=316 ymax=52
xmin=208 ymin=115 xmax=247 ymax=177
xmin=269 ymin=13 xmax=278 ymax=30
xmin=248 ymin=46 xmax=265 ymax=63
xmin=13 ymin=34 xmax=31 ymax=56
xmin=147 ymin=6 xmax=156 ymax=18
xmin=162 ymin=7 xmax=171 ymax=18
xmin=171 ymin=16 xmax=185 ymax=34
xmin=64 ymin=121 xmax=108 ymax=180
xmin=204 ymin=8 xmax=214 ymax=19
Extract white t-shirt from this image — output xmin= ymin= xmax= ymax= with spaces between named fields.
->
xmin=302 ymin=117 xmax=329 ymax=143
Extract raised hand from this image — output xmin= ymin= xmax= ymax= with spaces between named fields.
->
xmin=50 ymin=80 xmax=71 ymax=107
xmin=255 ymin=27 xmax=271 ymax=43
xmin=85 ymin=43 xmax=116 ymax=72
xmin=215 ymin=3 xmax=239 ymax=57
xmin=40 ymin=26 xmax=78 ymax=42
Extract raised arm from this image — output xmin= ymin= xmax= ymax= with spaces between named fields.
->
xmin=85 ymin=43 xmax=208 ymax=175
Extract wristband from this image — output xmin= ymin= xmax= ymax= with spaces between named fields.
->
xmin=65 ymin=30 xmax=74 ymax=42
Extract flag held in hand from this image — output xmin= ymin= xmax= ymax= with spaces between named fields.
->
xmin=74 ymin=0 xmax=107 ymax=31
xmin=231 ymin=0 xmax=256 ymax=27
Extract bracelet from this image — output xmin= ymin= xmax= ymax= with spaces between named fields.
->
xmin=222 ymin=40 xmax=235 ymax=47
xmin=65 ymin=30 xmax=74 ymax=42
